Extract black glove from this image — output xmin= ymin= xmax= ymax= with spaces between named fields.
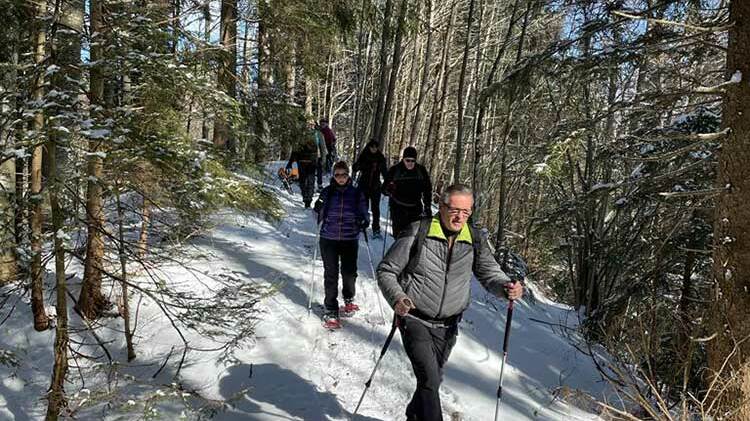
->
xmin=423 ymin=208 xmax=432 ymax=218
xmin=357 ymin=218 xmax=369 ymax=230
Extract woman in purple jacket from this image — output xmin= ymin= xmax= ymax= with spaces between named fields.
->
xmin=313 ymin=161 xmax=369 ymax=329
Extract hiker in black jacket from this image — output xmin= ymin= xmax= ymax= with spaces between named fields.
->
xmin=353 ymin=140 xmax=388 ymax=238
xmin=383 ymin=146 xmax=432 ymax=238
xmin=377 ymin=183 xmax=524 ymax=421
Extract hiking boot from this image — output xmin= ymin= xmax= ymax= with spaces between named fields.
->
xmin=323 ymin=313 xmax=341 ymax=330
xmin=371 ymin=230 xmax=382 ymax=240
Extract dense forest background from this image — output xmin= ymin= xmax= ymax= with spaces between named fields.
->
xmin=1 ymin=0 xmax=749 ymax=419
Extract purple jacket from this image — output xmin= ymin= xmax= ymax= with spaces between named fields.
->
xmin=314 ymin=180 xmax=369 ymax=241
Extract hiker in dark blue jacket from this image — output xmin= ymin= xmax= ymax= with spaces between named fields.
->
xmin=313 ymin=161 xmax=369 ymax=328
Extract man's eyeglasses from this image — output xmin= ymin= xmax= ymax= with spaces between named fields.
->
xmin=334 ymin=172 xmax=349 ymax=178
xmin=444 ymin=206 xmax=472 ymax=218
xmin=404 ymin=158 xmax=416 ymax=163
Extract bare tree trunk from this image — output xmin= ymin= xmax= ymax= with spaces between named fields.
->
xmin=425 ymin=1 xmax=457 ymax=174
xmin=0 ymin=15 xmax=18 ymax=284
xmin=114 ymin=181 xmax=136 ymax=361
xmin=201 ymin=3 xmax=211 ymax=140
xmin=707 ymin=1 xmax=750 ymax=418
xmin=452 ymin=0 xmax=475 ymax=184
xmin=138 ymin=194 xmax=150 ymax=258
xmin=78 ymin=0 xmax=108 ymax=320
xmin=45 ymin=96 xmax=69 ymax=421
xmin=30 ymin=0 xmax=49 ymax=331
xmin=371 ymin=0 xmax=394 ymax=143
xmin=379 ymin=0 xmax=408 ymax=148
xmin=473 ymin=0 xmax=518 ymax=210
xmin=408 ymin=0 xmax=433 ymax=147
xmin=351 ymin=0 xmax=370 ymax=158
xmin=213 ymin=0 xmax=237 ymax=150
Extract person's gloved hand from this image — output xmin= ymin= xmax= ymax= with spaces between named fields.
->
xmin=394 ymin=296 xmax=415 ymax=316
xmin=504 ymin=281 xmax=524 ymax=301
xmin=384 ymin=182 xmax=396 ymax=196
xmin=357 ymin=218 xmax=369 ymax=230
xmin=423 ymin=208 xmax=432 ymax=218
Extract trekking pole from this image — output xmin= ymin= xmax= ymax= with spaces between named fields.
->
xmin=307 ymin=221 xmax=323 ymax=316
xmin=382 ymin=202 xmax=390 ymax=259
xmin=362 ymin=230 xmax=386 ymax=324
xmin=493 ymin=293 xmax=516 ymax=421
xmin=353 ymin=315 xmax=399 ymax=416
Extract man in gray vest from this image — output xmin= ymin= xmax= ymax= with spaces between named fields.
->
xmin=377 ymin=183 xmax=523 ymax=421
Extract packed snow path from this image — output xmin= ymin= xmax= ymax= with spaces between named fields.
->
xmin=196 ymin=165 xmax=609 ymax=420
xmin=0 ymin=164 xmax=611 ymax=420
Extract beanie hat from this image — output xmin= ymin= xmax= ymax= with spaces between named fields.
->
xmin=403 ymin=146 xmax=417 ymax=160
xmin=366 ymin=139 xmax=379 ymax=149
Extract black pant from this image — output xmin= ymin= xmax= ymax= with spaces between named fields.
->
xmin=326 ymin=144 xmax=337 ymax=173
xmin=319 ymin=238 xmax=358 ymax=316
xmin=316 ymin=157 xmax=324 ymax=188
xmin=399 ymin=316 xmax=458 ymax=421
xmin=390 ymin=203 xmax=423 ymax=238
xmin=363 ymin=189 xmax=382 ymax=232
xmin=298 ymin=161 xmax=316 ymax=204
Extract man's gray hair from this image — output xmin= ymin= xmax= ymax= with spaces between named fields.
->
xmin=440 ymin=183 xmax=473 ymax=205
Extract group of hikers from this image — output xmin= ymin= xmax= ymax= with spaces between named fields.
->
xmin=284 ymin=117 xmax=523 ymax=421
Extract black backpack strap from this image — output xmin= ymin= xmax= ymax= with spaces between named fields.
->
xmin=404 ymin=217 xmax=432 ymax=276
xmin=469 ymin=225 xmax=483 ymax=271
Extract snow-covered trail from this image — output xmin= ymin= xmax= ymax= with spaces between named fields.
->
xmin=0 ymin=164 xmax=611 ymax=420
xmin=190 ymin=165 xmax=609 ymax=420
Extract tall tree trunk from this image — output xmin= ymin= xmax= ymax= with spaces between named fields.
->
xmin=379 ymin=0 xmax=408 ymax=149
xmin=0 ymin=12 xmax=18 ymax=284
xmin=473 ymin=0 xmax=518 ymax=210
xmin=213 ymin=0 xmax=237 ymax=150
xmin=201 ymin=2 xmax=211 ymax=140
xmin=30 ymin=0 xmax=49 ymax=331
xmin=78 ymin=0 xmax=108 ymax=320
xmin=114 ymin=181 xmax=136 ymax=361
xmin=408 ymin=0 xmax=433 ymax=147
xmin=371 ymin=0 xmax=394 ymax=143
xmin=452 ymin=0 xmax=476 ymax=184
xmin=351 ymin=0 xmax=370 ymax=158
xmin=425 ymin=1 xmax=457 ymax=174
xmin=44 ymin=98 xmax=69 ymax=421
xmin=707 ymin=1 xmax=750 ymax=418
xmin=493 ymin=0 xmax=530 ymax=258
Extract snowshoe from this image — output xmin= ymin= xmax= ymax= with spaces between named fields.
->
xmin=323 ymin=314 xmax=342 ymax=330
xmin=340 ymin=301 xmax=360 ymax=317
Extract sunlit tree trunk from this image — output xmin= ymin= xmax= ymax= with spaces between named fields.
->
xmin=30 ymin=0 xmax=49 ymax=331
xmin=77 ymin=0 xmax=108 ymax=320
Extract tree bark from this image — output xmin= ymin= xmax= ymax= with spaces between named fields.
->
xmin=408 ymin=0 xmax=433 ymax=147
xmin=213 ymin=0 xmax=237 ymax=150
xmin=44 ymin=98 xmax=69 ymax=421
xmin=0 ymin=12 xmax=18 ymax=284
xmin=30 ymin=0 xmax=49 ymax=331
xmin=379 ymin=0 xmax=408 ymax=149
xmin=707 ymin=1 xmax=750 ymax=418
xmin=371 ymin=0 xmax=394 ymax=143
xmin=452 ymin=0 xmax=475 ymax=184
xmin=78 ymin=0 xmax=108 ymax=321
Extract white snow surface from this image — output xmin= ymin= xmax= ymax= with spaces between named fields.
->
xmin=0 ymin=163 xmax=611 ymax=421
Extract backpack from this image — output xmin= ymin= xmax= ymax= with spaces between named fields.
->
xmin=403 ymin=217 xmax=483 ymax=277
